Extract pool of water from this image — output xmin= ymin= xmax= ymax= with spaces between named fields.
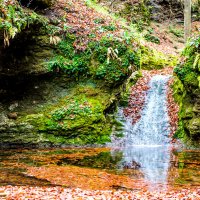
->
xmin=0 ymin=75 xmax=199 ymax=190
xmin=0 ymin=147 xmax=199 ymax=190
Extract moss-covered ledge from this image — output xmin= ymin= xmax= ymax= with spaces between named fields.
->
xmin=0 ymin=75 xmax=135 ymax=148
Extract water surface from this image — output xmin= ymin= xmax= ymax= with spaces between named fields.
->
xmin=0 ymin=75 xmax=199 ymax=189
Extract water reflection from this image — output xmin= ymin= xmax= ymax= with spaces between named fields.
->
xmin=0 ymin=147 xmax=199 ymax=188
xmin=111 ymin=145 xmax=171 ymax=185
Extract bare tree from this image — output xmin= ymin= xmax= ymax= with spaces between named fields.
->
xmin=184 ymin=0 xmax=191 ymax=42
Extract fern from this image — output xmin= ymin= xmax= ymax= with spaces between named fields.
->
xmin=0 ymin=1 xmax=47 ymax=46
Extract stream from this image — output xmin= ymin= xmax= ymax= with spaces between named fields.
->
xmin=0 ymin=75 xmax=199 ymax=190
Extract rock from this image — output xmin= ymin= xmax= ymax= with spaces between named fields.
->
xmin=188 ymin=118 xmax=200 ymax=137
xmin=7 ymin=112 xmax=18 ymax=120
xmin=122 ymin=161 xmax=141 ymax=169
xmin=173 ymin=64 xmax=200 ymax=142
xmin=149 ymin=0 xmax=183 ymax=21
xmin=40 ymin=0 xmax=56 ymax=7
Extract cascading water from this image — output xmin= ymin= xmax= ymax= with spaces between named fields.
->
xmin=125 ymin=75 xmax=171 ymax=146
xmin=111 ymin=75 xmax=172 ymax=185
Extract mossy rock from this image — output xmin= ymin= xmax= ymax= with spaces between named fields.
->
xmin=140 ymin=47 xmax=177 ymax=70
xmin=187 ymin=118 xmax=200 ymax=138
xmin=181 ymin=103 xmax=194 ymax=119
xmin=183 ymin=71 xmax=199 ymax=88
xmin=0 ymin=79 xmax=124 ymax=147
xmin=173 ymin=75 xmax=200 ymax=142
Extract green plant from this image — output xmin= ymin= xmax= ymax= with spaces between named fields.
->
xmin=94 ymin=18 xmax=104 ymax=24
xmin=120 ymin=0 xmax=151 ymax=31
xmin=193 ymin=53 xmax=200 ymax=70
xmin=188 ymin=35 xmax=200 ymax=49
xmin=174 ymin=64 xmax=192 ymax=81
xmin=88 ymin=37 xmax=140 ymax=86
xmin=0 ymin=2 xmax=46 ymax=46
xmin=47 ymin=55 xmax=66 ymax=72
xmin=51 ymin=99 xmax=92 ymax=121
xmin=59 ymin=40 xmax=75 ymax=58
xmin=47 ymin=34 xmax=91 ymax=78
xmin=169 ymin=26 xmax=183 ymax=38
xmin=101 ymin=24 xmax=116 ymax=31
xmin=122 ymin=31 xmax=132 ymax=44
xmin=47 ymin=55 xmax=89 ymax=78
xmin=144 ymin=33 xmax=160 ymax=44
xmin=174 ymin=35 xmax=200 ymax=82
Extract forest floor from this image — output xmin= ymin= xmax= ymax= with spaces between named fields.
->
xmin=1 ymin=185 xmax=199 ymax=199
xmin=146 ymin=21 xmax=200 ymax=56
xmin=50 ymin=0 xmax=200 ymax=55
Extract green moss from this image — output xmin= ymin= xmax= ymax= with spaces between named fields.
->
xmin=181 ymin=103 xmax=193 ymax=119
xmin=173 ymin=35 xmax=200 ymax=143
xmin=13 ymin=81 xmax=117 ymax=145
xmin=119 ymin=0 xmax=151 ymax=31
xmin=140 ymin=47 xmax=177 ymax=70
xmin=187 ymin=118 xmax=200 ymax=137
xmin=184 ymin=71 xmax=199 ymax=87
xmin=119 ymin=71 xmax=142 ymax=106
xmin=173 ymin=76 xmax=200 ymax=141
xmin=173 ymin=120 xmax=185 ymax=139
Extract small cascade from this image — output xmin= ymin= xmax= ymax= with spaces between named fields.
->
xmin=124 ymin=75 xmax=171 ymax=146
xmin=111 ymin=75 xmax=172 ymax=185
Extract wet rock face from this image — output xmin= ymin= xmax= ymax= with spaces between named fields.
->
xmin=173 ymin=34 xmax=200 ymax=143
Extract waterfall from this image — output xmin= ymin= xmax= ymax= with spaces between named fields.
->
xmin=125 ymin=75 xmax=171 ymax=146
xmin=111 ymin=75 xmax=172 ymax=185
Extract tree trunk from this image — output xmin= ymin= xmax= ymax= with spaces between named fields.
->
xmin=184 ymin=0 xmax=191 ymax=42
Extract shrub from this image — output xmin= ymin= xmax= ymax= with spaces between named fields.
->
xmin=48 ymin=34 xmax=140 ymax=85
xmin=174 ymin=64 xmax=192 ymax=81
xmin=174 ymin=35 xmax=200 ymax=85
xmin=90 ymin=37 xmax=140 ymax=86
